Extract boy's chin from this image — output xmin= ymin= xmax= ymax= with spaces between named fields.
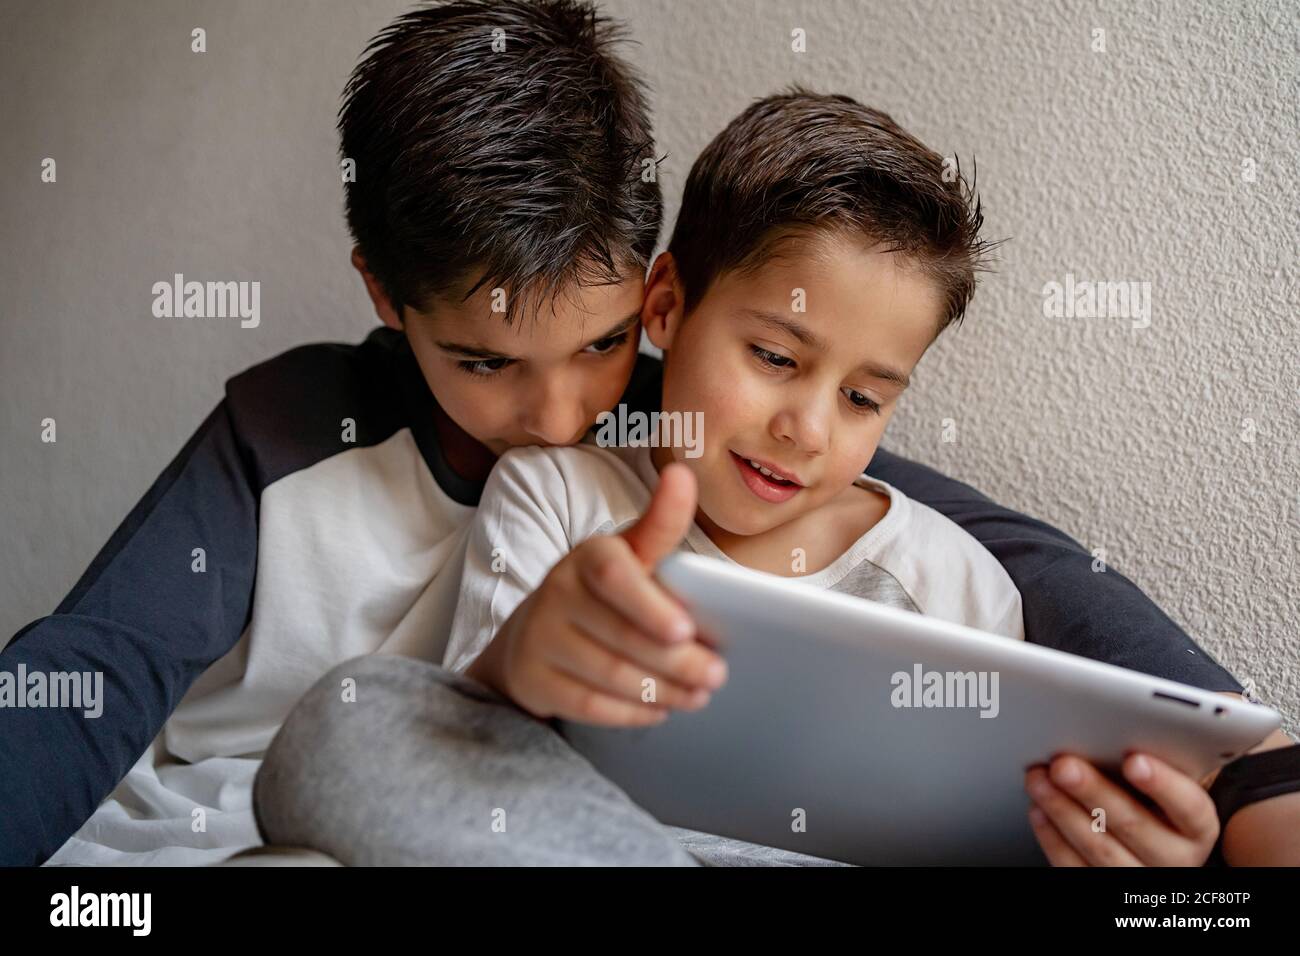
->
xmin=700 ymin=496 xmax=799 ymax=539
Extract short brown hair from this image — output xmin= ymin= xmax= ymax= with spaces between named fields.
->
xmin=667 ymin=89 xmax=997 ymax=334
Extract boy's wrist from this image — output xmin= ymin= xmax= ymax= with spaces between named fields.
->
xmin=465 ymin=632 xmax=507 ymax=695
xmin=1211 ymin=742 xmax=1300 ymax=865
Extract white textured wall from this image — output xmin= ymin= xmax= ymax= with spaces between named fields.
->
xmin=2 ymin=0 xmax=1295 ymax=732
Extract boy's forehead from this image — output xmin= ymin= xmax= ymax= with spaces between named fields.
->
xmin=713 ymin=240 xmax=943 ymax=373
xmin=422 ymin=271 xmax=645 ymax=354
xmin=741 ymin=235 xmax=932 ymax=293
xmin=722 ymin=240 xmax=946 ymax=335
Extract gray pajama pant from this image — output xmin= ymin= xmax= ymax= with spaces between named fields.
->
xmin=253 ymin=654 xmax=850 ymax=866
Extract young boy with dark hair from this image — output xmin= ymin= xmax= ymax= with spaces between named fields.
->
xmin=5 ymin=1 xmax=1292 ymax=868
xmin=256 ymin=91 xmax=1298 ymax=867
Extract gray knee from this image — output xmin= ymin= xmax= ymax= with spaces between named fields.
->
xmin=253 ymin=654 xmax=495 ymax=863
xmin=253 ymin=653 xmax=697 ymax=866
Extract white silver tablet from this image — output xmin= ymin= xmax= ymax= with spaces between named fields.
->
xmin=557 ymin=552 xmax=1280 ymax=865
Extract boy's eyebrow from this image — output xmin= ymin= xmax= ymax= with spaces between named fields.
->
xmin=739 ymin=308 xmax=911 ymax=389
xmin=741 ymin=308 xmax=827 ymax=350
xmin=435 ymin=311 xmax=640 ymax=360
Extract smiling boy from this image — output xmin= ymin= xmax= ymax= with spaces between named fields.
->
xmin=5 ymin=1 xmax=1293 ymax=868
xmin=444 ymin=92 xmax=1028 ymax=702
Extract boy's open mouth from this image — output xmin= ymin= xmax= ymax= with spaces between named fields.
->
xmin=730 ymin=451 xmax=804 ymax=504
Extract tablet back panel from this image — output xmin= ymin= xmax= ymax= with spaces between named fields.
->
xmin=558 ymin=553 xmax=1279 ymax=865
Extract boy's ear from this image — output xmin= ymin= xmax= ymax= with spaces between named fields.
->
xmin=351 ymin=247 xmax=404 ymax=330
xmin=641 ymin=251 xmax=686 ymax=351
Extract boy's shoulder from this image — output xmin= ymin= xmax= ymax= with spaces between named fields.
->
xmin=859 ymin=476 xmax=1025 ymax=639
xmin=494 ymin=439 xmax=648 ymax=493
xmin=490 ymin=441 xmax=655 ymax=532
xmin=227 ymin=323 xmax=403 ymax=399
xmin=219 ymin=326 xmax=440 ymax=493
xmin=218 ymin=331 xmax=662 ymax=508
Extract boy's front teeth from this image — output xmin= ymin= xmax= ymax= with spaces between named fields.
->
xmin=749 ymin=459 xmax=784 ymax=481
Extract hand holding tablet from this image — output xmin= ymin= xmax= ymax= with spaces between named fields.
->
xmin=558 ymin=553 xmax=1280 ymax=865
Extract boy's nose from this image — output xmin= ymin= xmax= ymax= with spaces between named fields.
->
xmin=519 ymin=385 xmax=588 ymax=446
xmin=521 ymin=415 xmax=587 ymax=446
xmin=771 ymin=404 xmax=830 ymax=457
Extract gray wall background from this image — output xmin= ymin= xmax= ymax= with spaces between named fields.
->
xmin=2 ymin=0 xmax=1296 ymax=733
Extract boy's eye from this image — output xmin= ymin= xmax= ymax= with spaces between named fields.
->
xmin=457 ymin=357 xmax=513 ymax=377
xmin=749 ymin=342 xmax=881 ymax=414
xmin=842 ymin=387 xmax=881 ymax=415
xmin=749 ymin=344 xmax=795 ymax=369
xmin=583 ymin=330 xmax=631 ymax=355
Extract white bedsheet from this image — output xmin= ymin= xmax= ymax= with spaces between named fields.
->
xmin=44 ymin=738 xmax=263 ymax=867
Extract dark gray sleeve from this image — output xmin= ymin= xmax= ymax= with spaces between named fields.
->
xmin=0 ymin=402 xmax=260 ymax=866
xmin=865 ymin=447 xmax=1242 ymax=691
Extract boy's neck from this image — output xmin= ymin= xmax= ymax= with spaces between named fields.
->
xmin=431 ymin=400 xmax=498 ymax=484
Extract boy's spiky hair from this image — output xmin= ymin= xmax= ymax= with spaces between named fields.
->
xmin=668 ymin=88 xmax=998 ymax=335
xmin=340 ymin=0 xmax=661 ymax=323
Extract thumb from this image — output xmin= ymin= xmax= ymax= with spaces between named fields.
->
xmin=621 ymin=461 xmax=698 ymax=568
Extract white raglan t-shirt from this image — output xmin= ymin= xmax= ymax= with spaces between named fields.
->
xmin=443 ymin=439 xmax=1024 ymax=676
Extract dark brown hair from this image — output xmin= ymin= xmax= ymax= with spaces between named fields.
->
xmin=668 ymin=89 xmax=997 ymax=334
xmin=340 ymin=0 xmax=661 ymax=323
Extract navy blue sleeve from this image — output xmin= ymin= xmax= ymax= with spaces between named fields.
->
xmin=865 ymin=447 xmax=1242 ymax=692
xmin=0 ymin=400 xmax=260 ymax=865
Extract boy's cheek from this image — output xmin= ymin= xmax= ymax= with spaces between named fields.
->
xmin=697 ymin=361 xmax=774 ymax=437
xmin=853 ymin=407 xmax=897 ymax=469
xmin=603 ymin=344 xmax=642 ymax=405
xmin=663 ymin=377 xmax=737 ymax=455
